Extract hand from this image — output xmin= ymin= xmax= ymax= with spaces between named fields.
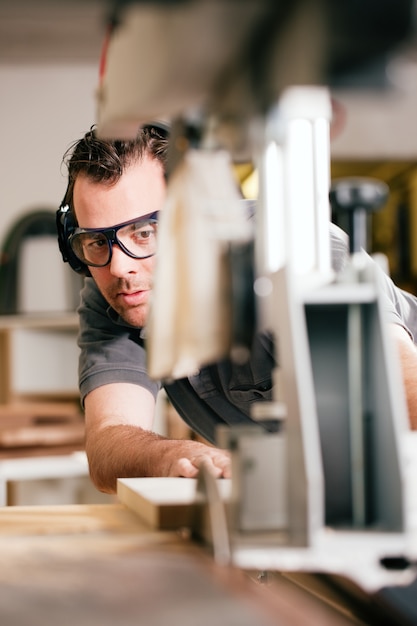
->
xmin=167 ymin=441 xmax=231 ymax=479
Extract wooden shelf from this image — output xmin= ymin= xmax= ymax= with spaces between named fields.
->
xmin=0 ymin=313 xmax=79 ymax=403
xmin=0 ymin=312 xmax=78 ymax=330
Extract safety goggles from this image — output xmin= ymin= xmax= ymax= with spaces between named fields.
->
xmin=69 ymin=211 xmax=159 ymax=267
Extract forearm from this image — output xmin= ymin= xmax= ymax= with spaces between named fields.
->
xmin=86 ymin=423 xmax=230 ymax=493
xmin=86 ymin=424 xmax=168 ymax=492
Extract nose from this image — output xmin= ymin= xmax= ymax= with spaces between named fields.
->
xmin=108 ymin=244 xmax=138 ymax=277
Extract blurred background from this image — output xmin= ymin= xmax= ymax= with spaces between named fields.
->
xmin=0 ymin=0 xmax=417 ymax=505
xmin=1 ymin=0 xmax=417 ymax=292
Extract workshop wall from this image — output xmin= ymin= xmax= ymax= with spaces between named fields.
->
xmin=0 ymin=63 xmax=98 ymax=247
xmin=0 ymin=63 xmax=101 ymax=505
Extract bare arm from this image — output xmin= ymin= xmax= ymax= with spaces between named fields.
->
xmin=391 ymin=324 xmax=417 ymax=430
xmin=84 ymin=382 xmax=231 ymax=493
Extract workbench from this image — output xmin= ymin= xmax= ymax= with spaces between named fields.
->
xmin=0 ymin=503 xmax=368 ymax=626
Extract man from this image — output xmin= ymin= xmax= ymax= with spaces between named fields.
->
xmin=58 ymin=124 xmax=417 ymax=494
xmin=58 ymin=124 xmax=231 ymax=493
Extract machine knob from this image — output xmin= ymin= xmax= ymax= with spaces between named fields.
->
xmin=329 ymin=177 xmax=389 ymax=253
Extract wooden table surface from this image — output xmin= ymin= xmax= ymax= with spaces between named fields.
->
xmin=0 ymin=503 xmax=371 ymax=626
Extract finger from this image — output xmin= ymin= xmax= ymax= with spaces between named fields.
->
xmin=193 ymin=454 xmax=228 ymax=478
xmin=174 ymin=457 xmax=200 ymax=478
xmin=207 ymin=452 xmax=231 ymax=478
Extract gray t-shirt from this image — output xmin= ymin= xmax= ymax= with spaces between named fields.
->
xmin=77 ymin=224 xmax=417 ymax=443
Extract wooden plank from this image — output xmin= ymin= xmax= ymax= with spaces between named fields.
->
xmin=0 ymin=401 xmax=85 ymax=452
xmin=117 ymin=477 xmax=200 ymax=529
xmin=0 ymin=444 xmax=85 ymax=459
xmin=0 ymin=313 xmax=78 ymax=330
xmin=0 ymin=503 xmax=147 ymax=536
xmin=117 ymin=477 xmax=231 ymax=530
xmin=0 ymin=423 xmax=85 ymax=448
xmin=0 ymin=400 xmax=83 ymax=421
xmin=0 ymin=503 xmax=363 ymax=624
xmin=0 ymin=547 xmax=309 ymax=626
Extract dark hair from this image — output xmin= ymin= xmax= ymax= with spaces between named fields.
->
xmin=61 ymin=124 xmax=168 ymax=211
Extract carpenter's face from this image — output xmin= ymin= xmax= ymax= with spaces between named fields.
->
xmin=72 ymin=156 xmax=166 ymax=327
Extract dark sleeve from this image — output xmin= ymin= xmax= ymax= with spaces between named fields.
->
xmin=77 ymin=278 xmax=161 ymax=405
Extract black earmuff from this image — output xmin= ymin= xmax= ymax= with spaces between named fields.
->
xmin=56 ymin=203 xmax=90 ymax=276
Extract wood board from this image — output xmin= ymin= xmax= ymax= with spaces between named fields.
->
xmin=117 ymin=477 xmax=231 ymax=530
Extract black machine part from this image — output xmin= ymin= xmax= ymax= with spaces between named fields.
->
xmin=330 ymin=177 xmax=389 ymax=254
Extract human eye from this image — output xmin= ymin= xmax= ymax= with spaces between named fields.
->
xmin=117 ymin=219 xmax=158 ymax=257
xmin=83 ymin=234 xmax=107 ymax=251
xmin=131 ymin=221 xmax=157 ymax=243
xmin=76 ymin=233 xmax=109 ymax=264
